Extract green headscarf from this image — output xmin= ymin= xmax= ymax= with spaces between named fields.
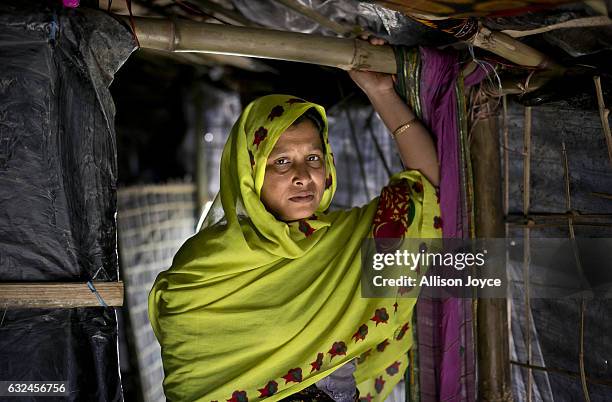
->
xmin=148 ymin=94 xmax=442 ymax=401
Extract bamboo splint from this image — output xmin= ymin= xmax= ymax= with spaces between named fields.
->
xmin=119 ymin=16 xmax=396 ymax=73
xmin=0 ymin=282 xmax=124 ymax=308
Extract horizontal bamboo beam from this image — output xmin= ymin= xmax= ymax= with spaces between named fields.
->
xmin=505 ymin=212 xmax=612 ymax=227
xmin=510 ymin=360 xmax=612 ymax=387
xmin=120 ymin=16 xmax=396 ymax=73
xmin=469 ymin=25 xmax=560 ymax=70
xmin=119 ymin=16 xmax=562 ymax=94
xmin=0 ymin=282 xmax=124 ymax=308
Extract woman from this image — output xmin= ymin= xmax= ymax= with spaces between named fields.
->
xmin=148 ymin=65 xmax=442 ymax=402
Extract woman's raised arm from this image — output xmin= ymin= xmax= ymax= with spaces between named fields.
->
xmin=348 ymin=58 xmax=440 ymax=187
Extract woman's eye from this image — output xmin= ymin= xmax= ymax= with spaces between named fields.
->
xmin=308 ymin=155 xmax=321 ymax=161
xmin=275 ymin=158 xmax=290 ymax=165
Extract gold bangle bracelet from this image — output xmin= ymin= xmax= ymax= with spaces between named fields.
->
xmin=392 ymin=116 xmax=418 ymax=138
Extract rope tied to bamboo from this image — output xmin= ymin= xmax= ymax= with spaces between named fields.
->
xmin=86 ymin=280 xmax=109 ymax=307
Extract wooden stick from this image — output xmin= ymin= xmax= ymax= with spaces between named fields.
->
xmin=0 ymin=282 xmax=124 ymax=308
xmin=507 ymin=221 xmax=612 ymax=228
xmin=591 ymin=191 xmax=612 ymax=200
xmin=510 ymin=361 xmax=612 ymax=387
xmin=561 ymin=142 xmax=592 ymax=402
xmin=508 ymin=212 xmax=612 ymax=220
xmin=502 ymin=16 xmax=612 ymax=38
xmin=506 ymin=212 xmax=612 ymax=227
xmin=119 ymin=16 xmax=396 ymax=72
xmin=503 ymin=96 xmax=509 ymax=216
xmin=522 ymin=105 xmax=533 ymax=402
xmin=470 ymin=25 xmax=560 ymax=70
xmin=471 ymin=106 xmax=513 ymax=401
xmin=593 ymin=76 xmax=612 ymax=167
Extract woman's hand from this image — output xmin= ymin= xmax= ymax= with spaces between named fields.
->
xmin=347 ymin=36 xmax=396 ymax=98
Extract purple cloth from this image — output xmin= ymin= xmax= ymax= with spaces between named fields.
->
xmin=415 ymin=47 xmax=487 ymax=402
xmin=63 ymin=0 xmax=79 ymax=8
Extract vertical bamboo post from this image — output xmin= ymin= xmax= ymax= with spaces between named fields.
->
xmin=561 ymin=142 xmax=591 ymax=402
xmin=522 ymin=106 xmax=533 ymax=402
xmin=593 ymin=76 xmax=612 ymax=168
xmin=471 ymin=106 xmax=512 ymax=400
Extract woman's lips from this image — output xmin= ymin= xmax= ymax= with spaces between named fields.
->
xmin=289 ymin=195 xmax=314 ymax=203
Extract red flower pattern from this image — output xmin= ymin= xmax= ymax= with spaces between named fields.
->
xmin=351 ymin=324 xmax=368 ymax=342
xmin=386 ymin=361 xmax=401 ymax=376
xmin=227 ymin=391 xmax=248 ymax=402
xmin=310 ymin=352 xmax=324 ymax=373
xmin=253 ymin=127 xmax=268 ymax=148
xmin=372 ymin=179 xmax=415 ymax=241
xmin=257 ymin=381 xmax=278 ymax=398
xmin=298 ymin=219 xmax=315 ymax=237
xmin=359 ymin=393 xmax=373 ymax=402
xmin=374 ymin=376 xmax=386 ymax=394
xmin=268 ymin=105 xmax=284 ymax=121
xmin=370 ymin=307 xmax=389 ymax=326
xmin=282 ymin=368 xmax=302 ymax=384
xmin=376 ymin=339 xmax=390 ymax=352
xmin=328 ymin=341 xmax=347 ymax=360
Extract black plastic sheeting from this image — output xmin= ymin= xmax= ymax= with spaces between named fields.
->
xmin=0 ymin=1 xmax=136 ymax=400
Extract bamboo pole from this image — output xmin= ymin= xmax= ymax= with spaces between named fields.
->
xmin=501 ymin=16 xmax=611 ymax=38
xmin=118 ymin=15 xmax=561 ymax=91
xmin=593 ymin=76 xmax=612 ymax=167
xmin=561 ymin=142 xmax=592 ymax=402
xmin=470 ymin=25 xmax=560 ymax=70
xmin=120 ymin=16 xmax=396 ymax=72
xmin=471 ymin=107 xmax=513 ymax=401
xmin=0 ymin=282 xmax=124 ymax=308
xmin=506 ymin=212 xmax=612 ymax=228
xmin=510 ymin=361 xmax=612 ymax=387
xmin=522 ymin=106 xmax=534 ymax=402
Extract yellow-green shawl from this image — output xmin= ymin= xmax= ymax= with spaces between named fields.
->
xmin=148 ymin=94 xmax=442 ymax=402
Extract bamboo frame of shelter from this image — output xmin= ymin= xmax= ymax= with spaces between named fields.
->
xmin=119 ymin=15 xmax=561 ymax=96
xmin=498 ymin=94 xmax=612 ymax=401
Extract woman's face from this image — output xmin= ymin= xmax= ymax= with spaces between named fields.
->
xmin=261 ymin=119 xmax=326 ymax=222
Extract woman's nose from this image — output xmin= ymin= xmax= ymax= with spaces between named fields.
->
xmin=292 ymin=162 xmax=312 ymax=185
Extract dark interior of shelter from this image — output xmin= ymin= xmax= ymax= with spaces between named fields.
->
xmin=1 ymin=0 xmax=612 ymax=401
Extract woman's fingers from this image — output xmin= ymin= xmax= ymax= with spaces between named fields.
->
xmin=357 ymin=33 xmax=388 ymax=46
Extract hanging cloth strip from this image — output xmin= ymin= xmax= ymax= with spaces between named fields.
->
xmin=394 ymin=46 xmax=488 ymax=402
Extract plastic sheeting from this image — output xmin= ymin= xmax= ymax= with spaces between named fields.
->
xmin=231 ymin=0 xmax=452 ymax=46
xmin=0 ymin=0 xmax=136 ymax=400
xmin=504 ymin=98 xmax=612 ymax=401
